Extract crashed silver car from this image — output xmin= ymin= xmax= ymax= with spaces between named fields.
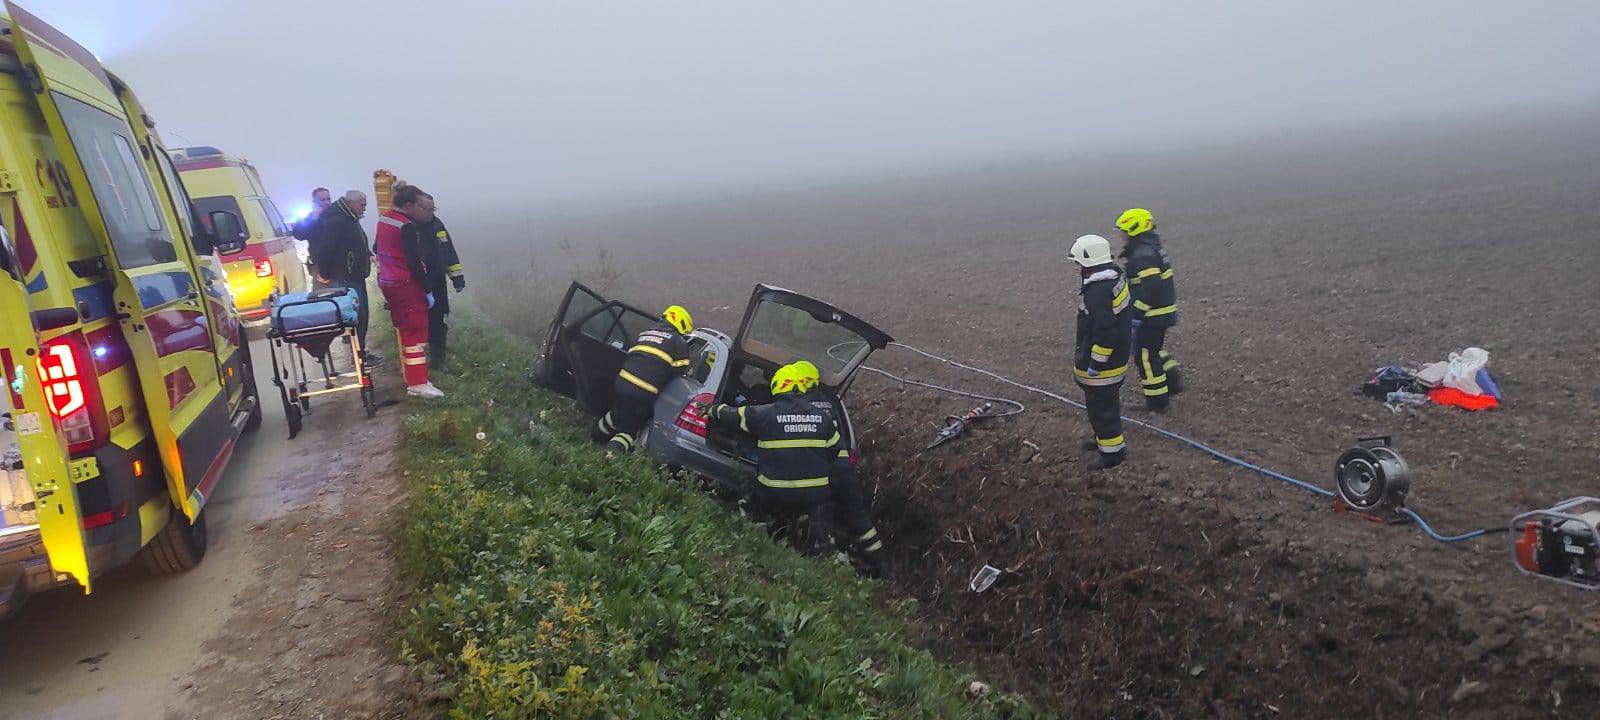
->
xmin=532 ymin=282 xmax=892 ymax=495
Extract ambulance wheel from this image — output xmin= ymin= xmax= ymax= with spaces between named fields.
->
xmin=141 ymin=509 xmax=208 ymax=574
xmin=240 ymin=343 xmax=263 ymax=433
xmin=287 ymin=404 xmax=303 ymax=439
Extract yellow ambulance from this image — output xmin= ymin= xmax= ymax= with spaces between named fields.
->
xmin=172 ymin=147 xmax=307 ymax=333
xmin=0 ymin=2 xmax=261 ymax=614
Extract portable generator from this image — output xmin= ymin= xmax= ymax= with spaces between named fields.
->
xmin=1511 ymin=497 xmax=1600 ymax=590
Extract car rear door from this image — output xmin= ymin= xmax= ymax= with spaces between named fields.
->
xmin=9 ymin=3 xmax=232 ymax=522
xmin=731 ymin=284 xmax=892 ymax=394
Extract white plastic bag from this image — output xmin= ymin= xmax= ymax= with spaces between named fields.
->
xmin=1443 ymin=347 xmax=1490 ymax=395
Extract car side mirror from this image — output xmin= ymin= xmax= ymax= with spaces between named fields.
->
xmin=209 ymin=210 xmax=248 ymax=255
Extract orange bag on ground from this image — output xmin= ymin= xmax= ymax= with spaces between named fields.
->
xmin=1427 ymin=386 xmax=1498 ymax=411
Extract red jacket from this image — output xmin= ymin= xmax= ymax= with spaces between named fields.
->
xmin=374 ymin=209 xmax=426 ymax=289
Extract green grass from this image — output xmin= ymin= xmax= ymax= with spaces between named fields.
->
xmin=391 ymin=311 xmax=1035 ymax=719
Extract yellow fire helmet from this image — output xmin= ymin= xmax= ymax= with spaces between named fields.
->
xmin=1115 ymin=208 xmax=1155 ymax=237
xmin=791 ymin=360 xmax=821 ymax=393
xmin=662 ymin=305 xmax=694 ymax=335
xmin=770 ymin=364 xmax=805 ymax=396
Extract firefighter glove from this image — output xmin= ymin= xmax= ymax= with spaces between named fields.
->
xmin=452 ymin=275 xmax=467 ymax=292
xmin=425 ymin=292 xmax=436 ymax=309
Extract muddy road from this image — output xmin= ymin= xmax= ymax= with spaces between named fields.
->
xmin=0 ymin=340 xmax=415 ymax=720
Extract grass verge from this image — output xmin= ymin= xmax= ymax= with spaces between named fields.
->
xmin=391 ymin=311 xmax=1036 ymax=719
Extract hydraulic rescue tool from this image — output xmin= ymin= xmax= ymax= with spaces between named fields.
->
xmin=926 ymin=403 xmax=1001 ymax=451
xmin=1511 ymin=498 xmax=1600 ymax=590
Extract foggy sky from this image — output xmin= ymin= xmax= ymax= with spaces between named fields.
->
xmin=35 ymin=1 xmax=1600 ymax=215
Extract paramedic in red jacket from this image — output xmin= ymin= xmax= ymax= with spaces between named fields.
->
xmin=375 ymin=184 xmax=443 ymax=398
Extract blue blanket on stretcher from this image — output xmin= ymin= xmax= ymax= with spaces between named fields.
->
xmin=271 ymin=288 xmax=359 ymax=336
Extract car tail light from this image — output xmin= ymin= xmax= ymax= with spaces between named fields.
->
xmin=36 ymin=331 xmax=109 ymax=454
xmin=675 ymin=392 xmax=714 ymax=437
xmin=254 ymin=258 xmax=274 ymax=278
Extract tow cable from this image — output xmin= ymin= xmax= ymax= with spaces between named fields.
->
xmin=857 ymin=342 xmax=1596 ymax=587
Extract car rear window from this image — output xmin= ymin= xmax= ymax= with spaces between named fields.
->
xmin=743 ymin=301 xmax=870 ymax=382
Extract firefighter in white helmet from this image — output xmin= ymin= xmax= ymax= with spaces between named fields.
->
xmin=1068 ymin=234 xmax=1133 ymax=469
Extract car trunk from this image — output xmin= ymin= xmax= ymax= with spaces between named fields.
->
xmin=707 ymin=285 xmax=893 ymax=460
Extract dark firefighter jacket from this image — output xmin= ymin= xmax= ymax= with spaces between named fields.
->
xmin=617 ymin=322 xmax=691 ymax=396
xmin=712 ymin=393 xmax=839 ymax=504
xmin=1073 ymin=265 xmax=1133 ymax=386
xmin=415 ymin=216 xmax=463 ymax=313
xmin=1122 ymin=232 xmax=1178 ymax=328
xmin=800 ymin=388 xmax=852 ymax=463
xmin=310 ymin=198 xmax=371 ymax=282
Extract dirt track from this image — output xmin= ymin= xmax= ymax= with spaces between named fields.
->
xmin=478 ymin=115 xmax=1600 ymax=716
xmin=0 ymin=341 xmax=415 ymax=720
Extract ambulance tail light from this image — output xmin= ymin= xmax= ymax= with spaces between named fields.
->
xmin=254 ymin=258 xmax=274 ymax=278
xmin=36 ymin=331 xmax=109 ymax=454
xmin=675 ymin=393 xmax=713 ymax=438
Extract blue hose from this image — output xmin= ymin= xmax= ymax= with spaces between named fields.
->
xmin=1398 ymin=508 xmax=1493 ymax=543
xmin=877 ymin=342 xmax=1499 ymax=546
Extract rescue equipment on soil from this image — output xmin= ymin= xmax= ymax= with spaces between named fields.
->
xmin=926 ymin=402 xmax=1006 ymax=451
xmin=1511 ymin=498 xmax=1600 ymax=590
xmin=859 ymin=342 xmax=1520 ymax=550
xmin=1333 ymin=437 xmax=1411 ymax=518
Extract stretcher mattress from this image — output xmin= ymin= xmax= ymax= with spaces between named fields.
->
xmin=272 ymin=289 xmax=359 ymax=335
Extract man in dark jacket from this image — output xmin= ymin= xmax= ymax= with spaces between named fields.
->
xmin=1068 ymin=233 xmax=1133 ymax=470
xmin=413 ymin=201 xmax=466 ymax=371
xmin=1116 ymin=208 xmax=1183 ymax=411
xmin=311 ymin=190 xmax=378 ymax=363
xmin=292 ymin=187 xmax=331 ymax=280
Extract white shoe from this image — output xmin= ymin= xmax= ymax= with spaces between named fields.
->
xmin=406 ymin=382 xmax=444 ymax=398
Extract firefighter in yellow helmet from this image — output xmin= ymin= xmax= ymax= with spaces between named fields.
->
xmin=600 ymin=305 xmax=695 ymax=453
xmin=1115 ymin=208 xmax=1184 ymax=411
xmin=707 ymin=362 xmax=840 ymax=551
xmin=791 ymin=360 xmax=884 ymax=576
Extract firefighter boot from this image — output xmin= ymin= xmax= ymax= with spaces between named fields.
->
xmin=1080 ymin=438 xmax=1100 ymax=452
xmin=1167 ymin=366 xmax=1185 ymax=396
xmin=1146 ymin=395 xmax=1170 ymax=413
xmin=1087 ymin=450 xmax=1126 ymax=471
xmin=851 ymin=546 xmax=885 ymax=578
xmin=605 ymin=432 xmax=635 ymax=455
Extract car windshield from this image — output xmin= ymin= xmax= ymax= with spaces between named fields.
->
xmin=741 ymin=301 xmax=872 ymax=387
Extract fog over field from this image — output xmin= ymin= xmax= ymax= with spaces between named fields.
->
xmin=39 ymin=0 xmax=1600 ymax=215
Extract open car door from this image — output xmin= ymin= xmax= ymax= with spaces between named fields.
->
xmin=537 ymin=282 xmax=661 ymax=416
xmin=9 ymin=3 xmax=233 ymax=523
xmin=731 ymin=284 xmax=892 ymax=395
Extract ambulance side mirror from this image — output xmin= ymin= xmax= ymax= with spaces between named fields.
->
xmin=209 ymin=211 xmax=248 ymax=255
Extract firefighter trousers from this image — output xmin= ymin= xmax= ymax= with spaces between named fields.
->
xmin=744 ymin=489 xmax=832 ymax=555
xmin=1079 ymin=381 xmax=1126 ymax=455
xmin=829 ymin=458 xmax=883 ymax=558
xmin=379 ymin=281 xmax=430 ymax=387
xmin=428 ymin=305 xmax=449 ymax=369
xmin=599 ymin=380 xmax=656 ymax=452
xmin=1134 ymin=324 xmax=1180 ymax=406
